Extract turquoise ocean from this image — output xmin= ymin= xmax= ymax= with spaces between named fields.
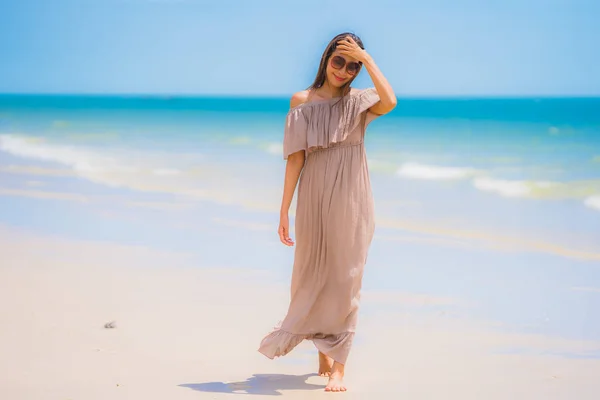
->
xmin=1 ymin=93 xmax=599 ymax=349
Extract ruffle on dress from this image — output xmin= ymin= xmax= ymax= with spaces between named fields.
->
xmin=282 ymin=87 xmax=380 ymax=160
xmin=258 ymin=323 xmax=355 ymax=365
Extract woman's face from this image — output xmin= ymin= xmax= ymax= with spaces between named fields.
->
xmin=326 ymin=50 xmax=361 ymax=88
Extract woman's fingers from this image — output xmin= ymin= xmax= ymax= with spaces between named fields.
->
xmin=338 ymin=37 xmax=354 ymax=46
xmin=279 ymin=225 xmax=294 ymax=246
xmin=283 ymin=229 xmax=293 ymax=246
xmin=336 ymin=42 xmax=357 ymax=54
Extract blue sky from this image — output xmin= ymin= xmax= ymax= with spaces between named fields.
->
xmin=0 ymin=0 xmax=598 ymax=96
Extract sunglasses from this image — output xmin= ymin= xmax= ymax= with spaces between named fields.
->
xmin=330 ymin=55 xmax=361 ymax=76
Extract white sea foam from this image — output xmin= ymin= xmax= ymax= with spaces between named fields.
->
xmin=3 ymin=133 xmax=599 ymax=214
xmin=472 ymin=178 xmax=600 ymax=210
xmin=0 ymin=134 xmax=196 ymax=189
xmin=584 ymin=195 xmax=600 ymax=211
xmin=265 ymin=142 xmax=283 ymax=155
xmin=0 ymin=134 xmax=121 ymax=186
xmin=0 ymin=133 xmax=280 ymax=212
xmin=396 ymin=162 xmax=478 ymax=180
xmin=472 ymin=177 xmax=536 ymax=198
xmin=392 ymin=157 xmax=600 ymax=211
xmin=0 ymin=134 xmax=100 ymax=168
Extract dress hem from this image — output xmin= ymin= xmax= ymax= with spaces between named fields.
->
xmin=258 ymin=327 xmax=355 ymax=365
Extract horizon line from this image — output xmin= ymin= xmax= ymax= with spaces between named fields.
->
xmin=1 ymin=91 xmax=599 ymax=100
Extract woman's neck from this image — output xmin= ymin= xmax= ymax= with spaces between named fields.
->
xmin=317 ymin=82 xmax=349 ymax=99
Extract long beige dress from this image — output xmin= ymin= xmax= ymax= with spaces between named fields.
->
xmin=258 ymin=87 xmax=381 ymax=365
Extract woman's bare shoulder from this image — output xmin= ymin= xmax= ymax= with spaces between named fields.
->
xmin=290 ymin=90 xmax=310 ymax=108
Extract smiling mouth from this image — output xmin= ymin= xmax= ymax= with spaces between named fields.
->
xmin=333 ymin=74 xmax=345 ymax=81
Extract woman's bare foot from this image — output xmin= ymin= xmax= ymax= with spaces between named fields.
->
xmin=325 ymin=361 xmax=346 ymax=392
xmin=318 ymin=351 xmax=334 ymax=377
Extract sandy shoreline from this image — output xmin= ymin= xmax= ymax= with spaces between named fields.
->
xmin=1 ymin=225 xmax=599 ymax=399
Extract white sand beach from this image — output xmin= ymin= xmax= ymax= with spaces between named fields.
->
xmin=1 ymin=225 xmax=599 ymax=399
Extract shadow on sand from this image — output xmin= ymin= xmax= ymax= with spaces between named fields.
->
xmin=179 ymin=373 xmax=326 ymax=396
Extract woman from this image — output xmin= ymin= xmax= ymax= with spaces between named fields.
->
xmin=258 ymin=32 xmax=396 ymax=392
